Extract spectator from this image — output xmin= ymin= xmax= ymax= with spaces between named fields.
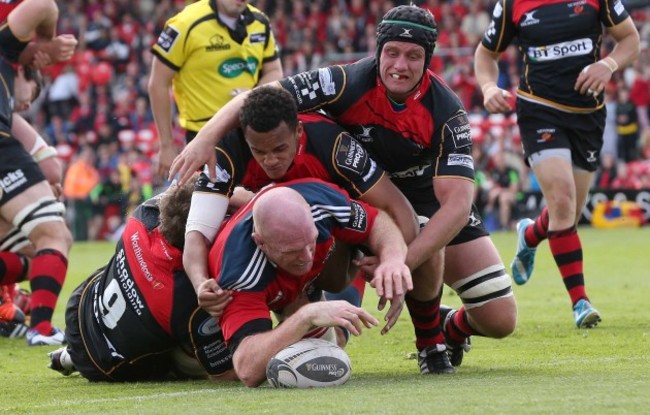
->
xmin=484 ymin=151 xmax=520 ymax=230
xmin=616 ymin=87 xmax=640 ymax=163
xmin=62 ymin=146 xmax=100 ymax=241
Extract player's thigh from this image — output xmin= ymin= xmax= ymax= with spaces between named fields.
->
xmin=0 ymin=180 xmax=54 ymax=221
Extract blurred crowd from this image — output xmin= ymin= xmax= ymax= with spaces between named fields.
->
xmin=19 ymin=0 xmax=650 ymax=239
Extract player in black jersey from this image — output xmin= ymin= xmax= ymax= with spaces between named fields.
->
xmin=475 ymin=0 xmax=640 ymax=328
xmin=48 ymin=180 xmax=236 ymax=382
xmin=171 ymin=5 xmax=518 ymax=372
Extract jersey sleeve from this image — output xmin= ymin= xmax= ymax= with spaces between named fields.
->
xmin=481 ymin=0 xmax=516 ymax=53
xmin=433 ymin=110 xmax=475 ymax=182
xmin=303 ymin=117 xmax=385 ymax=198
xmin=294 ymin=180 xmax=379 ymax=245
xmin=219 ymin=291 xmax=272 ymax=347
xmin=599 ymin=0 xmax=630 ymax=27
xmin=193 ymin=130 xmax=249 ymax=198
xmin=262 ymin=20 xmax=279 ymax=63
xmin=278 ymin=65 xmax=347 ymax=112
xmin=151 ymin=13 xmax=190 ymax=70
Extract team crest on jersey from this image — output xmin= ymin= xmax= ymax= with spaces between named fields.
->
xmin=249 ymin=32 xmax=267 ymax=44
xmin=157 ymin=25 xmax=180 ymax=53
xmin=520 ymin=10 xmax=540 ymax=27
xmin=536 ymin=128 xmax=556 ymax=143
xmin=445 ymin=112 xmax=472 ymax=149
xmin=206 ymin=34 xmax=231 ymax=51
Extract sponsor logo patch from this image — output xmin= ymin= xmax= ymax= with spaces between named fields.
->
xmin=249 ymin=32 xmax=267 ymax=44
xmin=0 ymin=169 xmax=27 ymax=194
xmin=335 ymin=135 xmax=369 ymax=178
xmin=318 ymin=68 xmax=336 ymax=96
xmin=447 ymin=154 xmax=474 ymax=169
xmin=199 ymin=317 xmax=222 ymax=336
xmin=493 ymin=2 xmax=503 ymax=18
xmin=206 ymin=34 xmax=231 ymax=51
xmin=218 ymin=57 xmax=260 ymax=78
xmin=156 ymin=25 xmax=180 ymax=53
xmin=445 ymin=112 xmax=472 ymax=149
xmin=349 ymin=201 xmax=368 ymax=232
xmin=527 ymin=38 xmax=593 ymax=62
xmin=614 ymin=0 xmax=624 ymax=15
xmin=521 ymin=10 xmax=540 ymax=27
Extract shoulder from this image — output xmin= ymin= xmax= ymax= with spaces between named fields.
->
xmin=244 ymin=4 xmax=272 ymax=26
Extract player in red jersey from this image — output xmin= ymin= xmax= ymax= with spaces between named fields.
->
xmin=475 ymin=0 xmax=639 ymax=328
xmin=204 ymin=178 xmax=409 ymax=387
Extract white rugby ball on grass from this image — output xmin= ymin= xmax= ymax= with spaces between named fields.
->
xmin=266 ymin=338 xmax=351 ymax=388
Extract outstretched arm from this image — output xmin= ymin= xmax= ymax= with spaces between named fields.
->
xmin=169 ymin=82 xmax=283 ymax=185
xmin=233 ymin=300 xmax=377 ymax=387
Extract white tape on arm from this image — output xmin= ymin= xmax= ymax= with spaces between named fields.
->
xmin=185 ymin=192 xmax=230 ymax=243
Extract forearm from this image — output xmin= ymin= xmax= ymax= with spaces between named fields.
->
xmin=367 ymin=211 xmax=408 ymax=264
xmin=149 ymin=84 xmax=175 ymax=149
xmin=257 ymin=62 xmax=283 ymax=85
xmin=406 ymin=202 xmax=468 ymax=271
xmin=183 ymin=232 xmax=211 ymax=293
xmin=233 ymin=307 xmax=314 ymax=387
xmin=606 ymin=33 xmax=640 ymax=71
xmin=474 ymin=45 xmax=501 ymax=92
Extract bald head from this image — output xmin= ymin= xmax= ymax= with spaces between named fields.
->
xmin=252 ymin=186 xmax=318 ymax=276
xmin=253 ymin=187 xmax=314 ymax=241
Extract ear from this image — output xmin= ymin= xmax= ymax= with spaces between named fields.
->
xmin=251 ymin=231 xmax=263 ymax=248
xmin=295 ymin=121 xmax=304 ymax=140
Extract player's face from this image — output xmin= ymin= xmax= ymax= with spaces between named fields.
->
xmin=217 ymin=0 xmax=249 ymax=18
xmin=13 ymin=70 xmax=38 ymax=113
xmin=379 ymin=41 xmax=426 ymax=102
xmin=245 ymin=122 xmax=301 ymax=180
xmin=263 ymin=225 xmax=318 ymax=276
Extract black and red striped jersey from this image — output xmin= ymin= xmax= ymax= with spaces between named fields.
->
xmin=79 ymin=197 xmax=231 ymax=376
xmin=278 ymin=57 xmax=475 ymax=199
xmin=481 ymin=0 xmax=629 ymax=112
xmin=195 ymin=112 xmax=385 ymax=198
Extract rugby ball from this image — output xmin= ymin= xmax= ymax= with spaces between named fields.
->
xmin=266 ymin=338 xmax=351 ymax=388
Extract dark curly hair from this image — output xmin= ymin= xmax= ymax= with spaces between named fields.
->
xmin=239 ymin=86 xmax=299 ymax=133
xmin=376 ymin=5 xmax=438 ymax=71
xmin=158 ymin=178 xmax=195 ymax=250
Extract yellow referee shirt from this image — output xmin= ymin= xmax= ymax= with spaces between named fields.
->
xmin=151 ymin=0 xmax=279 ymax=132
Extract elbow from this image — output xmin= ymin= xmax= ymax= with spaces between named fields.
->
xmin=234 ymin=361 xmax=265 ymax=388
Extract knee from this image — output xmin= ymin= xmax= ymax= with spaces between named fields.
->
xmin=30 ymin=222 xmax=73 ymax=253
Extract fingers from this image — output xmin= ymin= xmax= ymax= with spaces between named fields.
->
xmin=344 ymin=308 xmax=378 ymax=336
xmin=381 ymin=296 xmax=404 ymax=335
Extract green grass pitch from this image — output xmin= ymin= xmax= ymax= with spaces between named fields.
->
xmin=1 ymin=227 xmax=649 ymax=414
